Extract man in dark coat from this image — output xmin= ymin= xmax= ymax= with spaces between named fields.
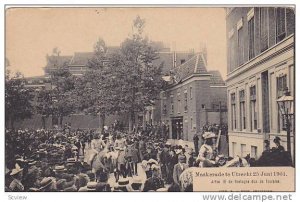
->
xmin=193 ymin=129 xmax=199 ymax=155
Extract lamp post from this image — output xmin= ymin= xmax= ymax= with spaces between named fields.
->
xmin=276 ymin=87 xmax=294 ymax=160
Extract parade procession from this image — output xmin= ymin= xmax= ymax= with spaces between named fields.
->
xmin=5 ymin=6 xmax=295 ymax=193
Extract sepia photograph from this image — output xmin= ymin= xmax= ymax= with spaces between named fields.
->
xmin=4 ymin=5 xmax=295 ymax=193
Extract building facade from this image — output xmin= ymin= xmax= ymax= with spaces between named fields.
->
xmin=226 ymin=7 xmax=295 ymax=159
xmin=161 ymin=53 xmax=227 ymax=143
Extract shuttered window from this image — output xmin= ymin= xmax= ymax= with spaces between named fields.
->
xmin=238 ymin=28 xmax=243 ymax=65
xmin=260 ymin=8 xmax=269 ymax=52
xmin=276 ymin=8 xmax=286 ymax=42
xmin=248 ymin=17 xmax=255 ymax=60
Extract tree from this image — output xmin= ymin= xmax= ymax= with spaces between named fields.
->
xmin=74 ymin=38 xmax=116 ymax=131
xmin=108 ymin=16 xmax=164 ymax=131
xmin=50 ymin=67 xmax=77 ymax=127
xmin=36 ymin=89 xmax=52 ymax=129
xmin=5 ymin=71 xmax=34 ymax=128
xmin=36 ymin=54 xmax=76 ymax=128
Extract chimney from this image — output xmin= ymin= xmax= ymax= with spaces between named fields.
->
xmin=199 ymin=43 xmax=207 ymax=65
xmin=172 ymin=41 xmax=177 ymax=68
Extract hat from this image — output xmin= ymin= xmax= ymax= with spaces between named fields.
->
xmin=39 ymin=177 xmax=54 ymax=190
xmin=28 ymin=187 xmax=40 ymax=192
xmin=147 ymin=159 xmax=158 ymax=165
xmin=87 ymin=181 xmax=98 ymax=191
xmin=156 ymin=187 xmax=168 ymax=192
xmin=10 ymin=164 xmax=23 ymax=176
xmin=202 ymin=132 xmax=216 ymax=139
xmin=27 ymin=159 xmax=37 ymax=166
xmin=54 ymin=165 xmax=67 ymax=172
xmin=151 ymin=164 xmax=160 ymax=171
xmin=274 ymin=136 xmax=281 ymax=143
xmin=175 ymin=149 xmax=182 ymax=155
xmin=67 ymin=158 xmax=76 ymax=163
xmin=118 ymin=178 xmax=130 ymax=187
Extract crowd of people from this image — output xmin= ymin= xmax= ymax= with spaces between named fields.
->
xmin=5 ymin=121 xmax=289 ymax=192
xmin=5 ymin=126 xmax=195 ymax=192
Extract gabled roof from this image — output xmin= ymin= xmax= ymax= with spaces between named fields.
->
xmin=45 ymin=55 xmax=72 ymax=69
xmin=209 ymin=70 xmax=226 ymax=86
xmin=69 ymin=52 xmax=94 ymax=66
xmin=152 ymin=52 xmax=195 ymax=74
xmin=174 ymin=53 xmax=208 ymax=81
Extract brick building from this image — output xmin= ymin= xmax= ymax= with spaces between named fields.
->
xmin=160 ymin=52 xmax=227 ymax=143
xmin=226 ymin=7 xmax=295 ymax=159
xmin=20 ymin=46 xmax=196 ymax=130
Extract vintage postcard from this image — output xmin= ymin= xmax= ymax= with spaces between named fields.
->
xmin=5 ymin=6 xmax=295 ymax=193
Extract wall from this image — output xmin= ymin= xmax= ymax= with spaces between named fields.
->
xmin=13 ymin=114 xmax=127 ymax=130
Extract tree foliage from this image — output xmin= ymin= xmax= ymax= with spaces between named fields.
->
xmin=36 ymin=58 xmax=76 ymax=128
xmin=5 ymin=71 xmax=34 ymax=128
xmin=107 ymin=16 xmax=164 ymax=131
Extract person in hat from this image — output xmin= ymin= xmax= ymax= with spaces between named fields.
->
xmin=273 ymin=136 xmax=285 ymax=152
xmin=39 ymin=177 xmax=56 ymax=192
xmin=89 ymin=133 xmax=106 ymax=165
xmin=114 ymin=134 xmax=126 ymax=150
xmin=160 ymin=143 xmax=170 ymax=180
xmin=125 ymin=140 xmax=139 ymax=176
xmin=95 ymin=167 xmax=109 ymax=183
xmin=95 ymin=182 xmax=111 ymax=192
xmin=74 ymin=173 xmax=90 ymax=191
xmin=116 ymin=147 xmax=127 ymax=179
xmin=86 ymin=181 xmax=98 ymax=192
xmin=114 ymin=178 xmax=132 ymax=192
xmin=143 ymin=164 xmax=164 ymax=192
xmin=173 ymin=155 xmax=188 ymax=185
xmin=9 ymin=164 xmax=24 ymax=192
xmin=196 ymin=132 xmax=216 ymax=167
xmin=53 ymin=165 xmax=67 ymax=179
xmin=193 ymin=129 xmax=200 ymax=156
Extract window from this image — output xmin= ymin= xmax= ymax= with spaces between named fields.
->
xmin=241 ymin=144 xmax=247 ymax=157
xmin=189 ymin=86 xmax=193 ymax=99
xmin=184 ymin=92 xmax=188 ymax=112
xmin=276 ymin=8 xmax=286 ymax=42
xmin=248 ymin=17 xmax=255 ymax=60
xmin=277 ymin=74 xmax=287 ymax=98
xmin=231 ymin=93 xmax=237 ymax=130
xmin=260 ymin=8 xmax=269 ymax=52
xmin=232 ymin=142 xmax=237 ymax=157
xmin=237 ymin=20 xmax=243 ymax=65
xmin=162 ymin=103 xmax=167 ymax=115
xmin=229 ymin=37 xmax=234 ymax=72
xmin=250 ymin=85 xmax=257 ymax=131
xmin=170 ymin=95 xmax=174 ymax=114
xmin=180 ymin=59 xmax=186 ymax=64
xmin=190 ymin=117 xmax=193 ymax=129
xmin=177 ymin=93 xmax=181 ymax=113
xmin=239 ymin=90 xmax=246 ymax=130
xmin=251 ymin=146 xmax=258 ymax=159
xmin=277 ymin=74 xmax=287 ymax=131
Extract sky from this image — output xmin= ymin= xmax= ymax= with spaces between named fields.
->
xmin=6 ymin=7 xmax=227 ymax=78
